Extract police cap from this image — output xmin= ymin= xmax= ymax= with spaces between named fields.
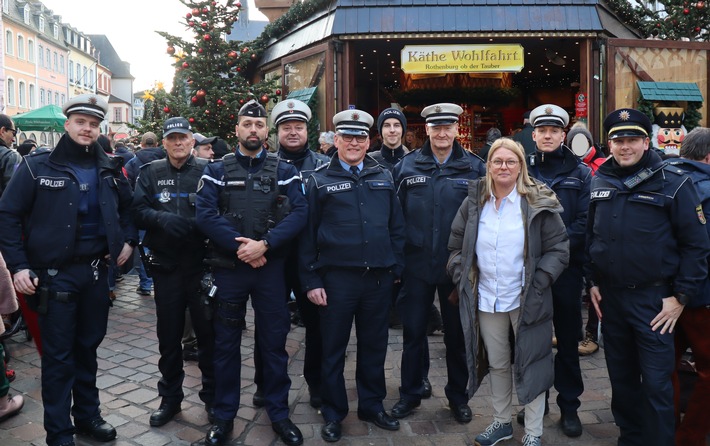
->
xmin=194 ymin=133 xmax=217 ymax=146
xmin=333 ymin=109 xmax=374 ymax=136
xmin=271 ymin=99 xmax=311 ymax=127
xmin=377 ymin=108 xmax=407 ymax=135
xmin=163 ymin=117 xmax=192 ymax=137
xmin=238 ymin=99 xmax=267 ymax=118
xmin=62 ymin=94 xmax=108 ymax=120
xmin=530 ymin=104 xmax=569 ymax=128
xmin=421 ymin=103 xmax=463 ymax=126
xmin=603 ymin=108 xmax=653 ymax=140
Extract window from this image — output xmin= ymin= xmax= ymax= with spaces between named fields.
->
xmin=17 ymin=35 xmax=24 ymax=59
xmin=53 ymin=24 xmax=59 ymax=39
xmin=39 ymin=17 xmax=45 ymax=33
xmin=29 ymin=84 xmax=36 ymax=108
xmin=69 ymin=61 xmax=74 ymax=82
xmin=47 ymin=90 xmax=52 ymax=105
xmin=53 ymin=52 xmax=58 ymax=71
xmin=89 ymin=68 xmax=94 ymax=88
xmin=60 ymin=94 xmax=65 ymax=106
xmin=54 ymin=92 xmax=59 ymax=105
xmin=40 ymin=88 xmax=45 ymax=106
xmin=76 ymin=63 xmax=81 ymax=83
xmin=3 ymin=0 xmax=9 ymax=14
xmin=113 ymin=108 xmax=122 ymax=123
xmin=7 ymin=79 xmax=15 ymax=105
xmin=23 ymin=5 xmax=30 ymax=24
xmin=38 ymin=45 xmax=43 ymax=67
xmin=46 ymin=49 xmax=50 ymax=69
xmin=5 ymin=30 xmax=13 ymax=55
xmin=28 ymin=39 xmax=34 ymax=62
xmin=19 ymin=81 xmax=26 ymax=107
xmin=83 ymin=67 xmax=88 ymax=87
xmin=59 ymin=55 xmax=64 ymax=74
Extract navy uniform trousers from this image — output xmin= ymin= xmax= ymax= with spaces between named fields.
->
xmin=600 ymin=283 xmax=676 ymax=446
xmin=212 ymin=257 xmax=291 ymax=423
xmin=152 ymin=265 xmax=215 ymax=407
xmin=320 ymin=268 xmax=394 ymax=422
xmin=397 ymin=272 xmax=467 ymax=405
xmin=551 ymin=265 xmax=584 ymax=414
xmin=38 ymin=262 xmax=110 ymax=446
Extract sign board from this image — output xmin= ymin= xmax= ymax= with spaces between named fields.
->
xmin=575 ymin=92 xmax=588 ymax=118
xmin=401 ymin=44 xmax=524 ymax=74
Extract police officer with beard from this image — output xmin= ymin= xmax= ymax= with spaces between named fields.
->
xmin=390 ymin=103 xmax=485 ymax=423
xmin=518 ymin=104 xmax=591 ymax=437
xmin=586 ymin=108 xmax=709 ymax=446
xmin=196 ymin=100 xmax=307 ymax=446
xmin=252 ymin=99 xmax=328 ymax=409
xmin=0 ymin=94 xmax=136 ymax=446
xmin=131 ymin=117 xmax=215 ymax=427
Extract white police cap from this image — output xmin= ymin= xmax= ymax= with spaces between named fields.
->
xmin=271 ymin=99 xmax=311 ymax=127
xmin=421 ymin=103 xmax=463 ymax=126
xmin=333 ymin=109 xmax=374 ymax=136
xmin=530 ymin=104 xmax=570 ymax=128
xmin=62 ymin=94 xmax=109 ymax=120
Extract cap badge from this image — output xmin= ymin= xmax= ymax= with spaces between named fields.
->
xmin=351 ymin=112 xmax=360 ymax=121
xmin=287 ymin=101 xmax=295 ymax=109
xmin=434 ymin=105 xmax=442 ymax=113
xmin=544 ymin=106 xmax=553 ymax=115
xmin=89 ymin=96 xmax=98 ymax=105
xmin=619 ymin=110 xmax=631 ymax=121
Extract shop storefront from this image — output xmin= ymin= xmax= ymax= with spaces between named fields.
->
xmin=257 ymin=0 xmax=707 ymax=151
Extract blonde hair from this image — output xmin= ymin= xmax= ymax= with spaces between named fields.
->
xmin=481 ymin=137 xmax=534 ymax=205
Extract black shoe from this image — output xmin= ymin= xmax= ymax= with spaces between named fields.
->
xmin=309 ymin=388 xmax=322 ymax=409
xmin=321 ymin=421 xmax=342 ymax=442
xmin=391 ymin=398 xmax=420 ymax=419
xmin=560 ymin=412 xmax=583 ymax=437
xmin=75 ymin=417 xmax=117 ymax=442
xmin=357 ymin=410 xmax=400 ymax=431
xmin=516 ymin=400 xmax=550 ymax=426
xmin=183 ymin=345 xmax=198 ymax=362
xmin=422 ymin=377 xmax=432 ymax=399
xmin=150 ymin=402 xmax=181 ymax=426
xmin=205 ymin=419 xmax=234 ymax=446
xmin=253 ymin=388 xmax=265 ymax=407
xmin=272 ymin=418 xmax=304 ymax=446
xmin=449 ymin=403 xmax=472 ymax=423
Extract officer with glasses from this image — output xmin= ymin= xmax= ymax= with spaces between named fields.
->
xmin=0 ymin=114 xmax=21 ymax=196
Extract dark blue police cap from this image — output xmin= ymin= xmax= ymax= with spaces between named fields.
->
xmin=603 ymin=108 xmax=653 ymax=140
xmin=238 ymin=99 xmax=267 ymax=118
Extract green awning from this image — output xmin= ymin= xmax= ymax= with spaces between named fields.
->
xmin=637 ymin=81 xmax=704 ymax=102
xmin=287 ymin=87 xmax=317 ymax=106
xmin=13 ymin=105 xmax=66 ymax=133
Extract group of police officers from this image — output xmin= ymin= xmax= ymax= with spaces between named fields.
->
xmin=0 ymin=92 xmax=707 ymax=446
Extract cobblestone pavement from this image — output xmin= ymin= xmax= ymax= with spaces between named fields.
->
xmin=1 ymin=273 xmax=619 ymax=445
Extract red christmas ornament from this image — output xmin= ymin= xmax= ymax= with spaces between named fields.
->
xmin=182 ymin=62 xmax=189 ymax=68
xmin=203 ymin=34 xmax=212 ymax=41
xmin=205 ymin=109 xmax=210 ymax=115
xmin=198 ymin=48 xmax=204 ymax=54
xmin=260 ymin=94 xmax=269 ymax=104
xmin=196 ymin=89 xmax=207 ymax=98
xmin=201 ymin=23 xmax=208 ymax=29
xmin=684 ymin=8 xmax=690 ymax=14
xmin=217 ymin=99 xmax=224 ymax=106
xmin=695 ymin=26 xmax=702 ymax=32
xmin=186 ymin=12 xmax=192 ymax=19
xmin=163 ymin=106 xmax=170 ymax=113
xmin=236 ymin=67 xmax=242 ymax=72
xmin=189 ymin=117 xmax=195 ymax=123
xmin=212 ymin=1 xmax=217 ymax=5
xmin=202 ymin=7 xmax=208 ymax=13
xmin=242 ymin=47 xmax=249 ymax=53
xmin=192 ymin=8 xmax=201 ymax=16
xmin=239 ymin=99 xmax=245 ymax=105
xmin=167 ymin=46 xmax=175 ymax=55
xmin=698 ymin=2 xmax=705 ymax=8
xmin=188 ymin=21 xmax=195 ymax=27
xmin=230 ymin=114 xmax=235 ymax=119
xmin=228 ymin=50 xmax=238 ymax=58
xmin=251 ymin=53 xmax=257 ymax=60
xmin=191 ymin=96 xmax=199 ymax=104
xmin=276 ymin=89 xmax=282 ymax=95
xmin=236 ymin=2 xmax=242 ymax=8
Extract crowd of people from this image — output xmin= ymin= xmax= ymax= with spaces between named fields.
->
xmin=0 ymin=93 xmax=708 ymax=446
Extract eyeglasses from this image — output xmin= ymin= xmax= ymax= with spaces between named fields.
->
xmin=490 ymin=159 xmax=519 ymax=168
xmin=339 ymin=134 xmax=368 ymax=143
xmin=3 ymin=127 xmax=17 ymax=136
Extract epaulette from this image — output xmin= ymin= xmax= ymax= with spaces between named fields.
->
xmin=662 ymin=163 xmax=686 ymax=177
xmin=29 ymin=148 xmax=51 ymax=156
xmin=313 ymin=163 xmax=329 ymax=172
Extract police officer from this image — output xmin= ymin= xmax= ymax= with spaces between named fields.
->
xmin=0 ymin=114 xmax=21 ymax=196
xmin=252 ymin=99 xmax=329 ymax=408
xmin=131 ymin=117 xmax=215 ymax=427
xmin=586 ymin=108 xmax=710 ymax=446
xmin=518 ymin=104 xmax=590 ymax=437
xmin=196 ymin=100 xmax=307 ymax=446
xmin=390 ymin=103 xmax=485 ymax=423
xmin=0 ymin=94 xmax=136 ymax=446
xmin=371 ymin=107 xmax=408 ymax=170
xmin=300 ymin=108 xmax=405 ymax=442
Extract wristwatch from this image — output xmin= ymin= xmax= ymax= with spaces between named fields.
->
xmin=262 ymin=239 xmax=270 ymax=250
xmin=675 ymin=293 xmax=689 ymax=306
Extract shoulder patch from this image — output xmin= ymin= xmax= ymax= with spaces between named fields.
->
xmin=697 ymin=204 xmax=706 ymax=225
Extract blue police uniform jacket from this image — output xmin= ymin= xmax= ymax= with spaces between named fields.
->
xmin=667 ymin=157 xmax=710 ymax=308
xmin=277 ymin=144 xmax=329 ymax=181
xmin=370 ymin=144 xmax=407 ymax=172
xmin=299 ymin=154 xmax=406 ymax=291
xmin=132 ymin=155 xmax=208 ymax=265
xmin=586 ymin=150 xmax=710 ymax=303
xmin=392 ymin=140 xmax=485 ymax=284
xmin=527 ymin=145 xmax=592 ymax=267
xmin=0 ymin=134 xmax=136 ymax=271
xmin=195 ymin=148 xmax=307 ymax=257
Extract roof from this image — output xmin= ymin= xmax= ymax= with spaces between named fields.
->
xmin=88 ymin=34 xmax=134 ymax=79
xmin=287 ymin=87 xmax=318 ymax=105
xmin=108 ymin=94 xmax=132 ymax=105
xmin=261 ymin=0 xmax=639 ymax=64
xmin=637 ymin=82 xmax=704 ymax=102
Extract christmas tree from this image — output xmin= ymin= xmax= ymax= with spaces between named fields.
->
xmin=143 ymin=0 xmax=281 ymax=145
xmin=606 ymin=0 xmax=709 ymax=41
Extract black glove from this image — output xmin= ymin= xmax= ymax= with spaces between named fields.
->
xmin=159 ymin=213 xmax=191 ymax=239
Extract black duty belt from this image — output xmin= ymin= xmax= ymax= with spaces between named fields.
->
xmin=70 ymin=255 xmax=105 ymax=264
xmin=52 ymin=291 xmax=80 ymax=302
xmin=615 ymin=280 xmax=671 ymax=290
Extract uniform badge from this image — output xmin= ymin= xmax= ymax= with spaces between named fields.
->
xmin=696 ymin=204 xmax=706 ymax=224
xmin=435 ymin=105 xmax=442 ymax=113
xmin=159 ymin=188 xmax=171 ymax=203
xmin=287 ymin=101 xmax=295 ymax=109
xmin=197 ymin=178 xmax=204 ymax=192
xmin=544 ymin=106 xmax=553 ymax=115
xmin=619 ymin=110 xmax=631 ymax=121
xmin=351 ymin=112 xmax=360 ymax=121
